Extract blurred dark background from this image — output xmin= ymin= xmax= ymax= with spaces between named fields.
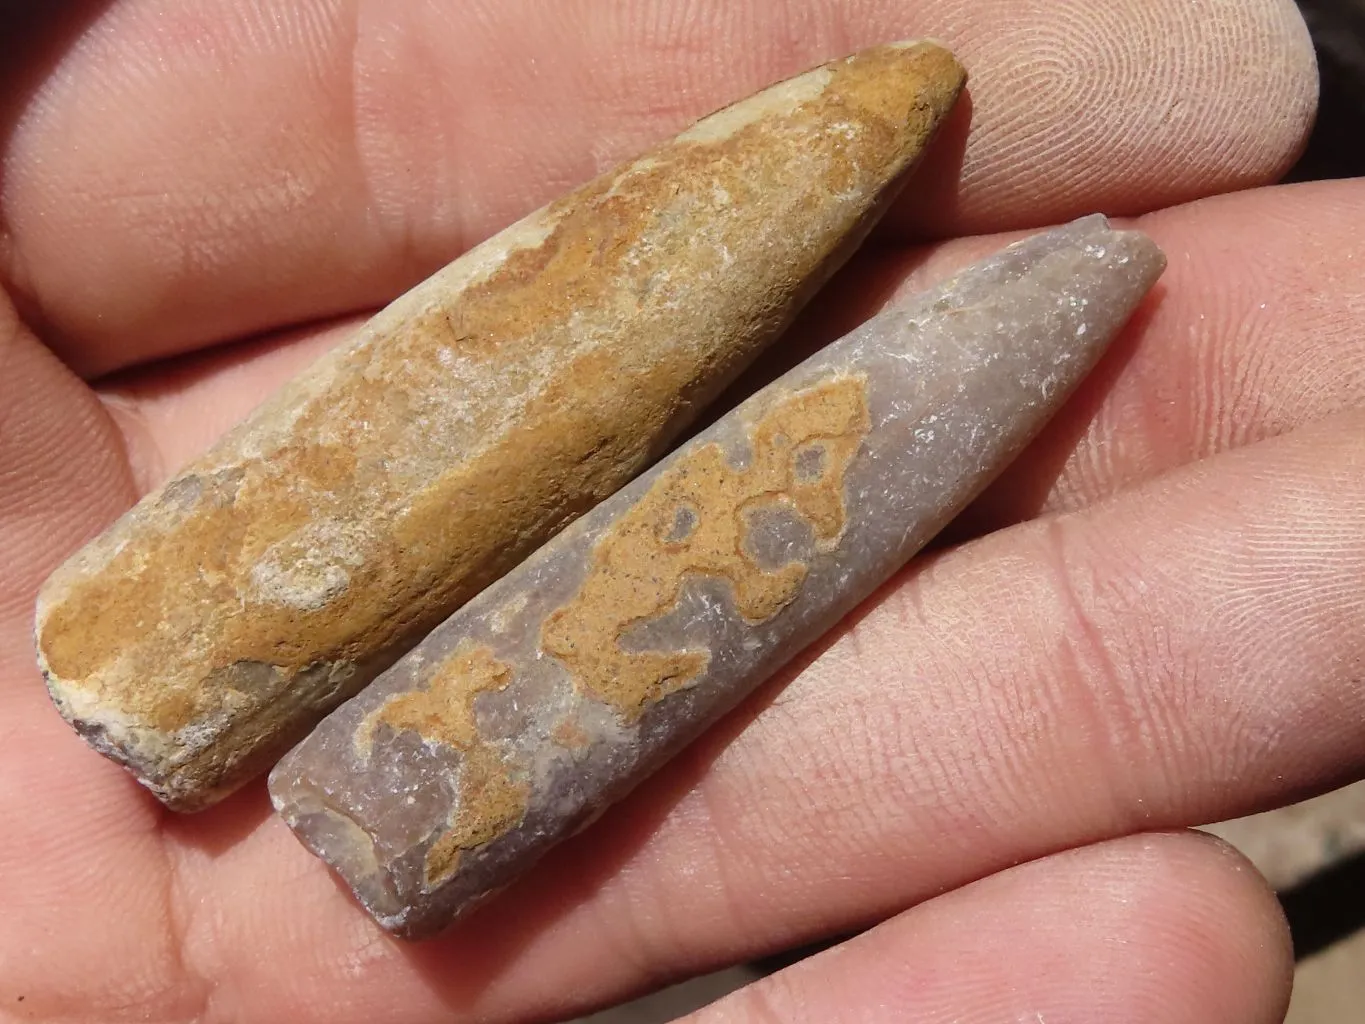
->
xmin=1288 ymin=0 xmax=1365 ymax=178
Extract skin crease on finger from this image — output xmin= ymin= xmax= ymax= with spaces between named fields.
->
xmin=0 ymin=0 xmax=1316 ymax=375
xmin=692 ymin=834 xmax=1292 ymax=1024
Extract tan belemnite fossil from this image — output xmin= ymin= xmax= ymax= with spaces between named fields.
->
xmin=35 ymin=41 xmax=967 ymax=811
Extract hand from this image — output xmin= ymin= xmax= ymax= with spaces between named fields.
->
xmin=0 ymin=2 xmax=1352 ymax=1021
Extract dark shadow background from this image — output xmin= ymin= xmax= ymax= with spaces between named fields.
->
xmin=1282 ymin=849 xmax=1365 ymax=961
xmin=1288 ymin=0 xmax=1365 ymax=178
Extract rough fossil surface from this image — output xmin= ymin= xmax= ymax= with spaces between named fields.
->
xmin=34 ymin=42 xmax=965 ymax=811
xmin=270 ymin=216 xmax=1168 ymax=939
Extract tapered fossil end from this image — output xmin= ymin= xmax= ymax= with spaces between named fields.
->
xmin=271 ymin=216 xmax=1165 ymax=938
xmin=35 ymin=42 xmax=966 ymax=811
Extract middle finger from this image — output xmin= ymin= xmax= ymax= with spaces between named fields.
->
xmin=105 ymin=179 xmax=1365 ymax=514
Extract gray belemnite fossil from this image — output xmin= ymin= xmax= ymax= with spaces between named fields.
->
xmin=269 ymin=216 xmax=1167 ymax=938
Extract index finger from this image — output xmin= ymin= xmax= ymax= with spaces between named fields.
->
xmin=0 ymin=0 xmax=1315 ymax=376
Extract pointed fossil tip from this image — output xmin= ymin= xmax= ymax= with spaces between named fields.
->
xmin=1056 ymin=213 xmax=1167 ymax=274
xmin=1068 ymin=212 xmax=1112 ymax=231
xmin=815 ymin=39 xmax=965 ymax=128
xmin=1062 ymin=216 xmax=1167 ymax=321
xmin=885 ymin=38 xmax=967 ymax=79
xmin=877 ymin=38 xmax=968 ymax=101
xmin=1043 ymin=218 xmax=1167 ymax=367
xmin=914 ymin=214 xmax=1166 ymax=328
xmin=1009 ymin=214 xmax=1167 ymax=296
xmin=1090 ymin=218 xmax=1168 ymax=289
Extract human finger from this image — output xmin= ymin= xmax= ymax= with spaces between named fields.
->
xmin=692 ymin=834 xmax=1290 ymax=1024
xmin=887 ymin=179 xmax=1365 ymax=533
xmin=0 ymin=294 xmax=203 ymax=1019
xmin=1 ymin=0 xmax=1314 ymax=375
xmin=100 ymin=180 xmax=1365 ymax=528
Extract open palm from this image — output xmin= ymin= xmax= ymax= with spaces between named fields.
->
xmin=3 ymin=2 xmax=1361 ymax=1022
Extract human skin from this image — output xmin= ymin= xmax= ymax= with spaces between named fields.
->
xmin=0 ymin=2 xmax=1358 ymax=1023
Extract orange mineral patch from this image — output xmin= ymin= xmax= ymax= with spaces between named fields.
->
xmin=356 ymin=643 xmax=528 ymax=887
xmin=541 ymin=376 xmax=871 ymax=721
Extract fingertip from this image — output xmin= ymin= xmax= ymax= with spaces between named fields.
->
xmin=692 ymin=831 xmax=1295 ymax=1024
xmin=903 ymin=0 xmax=1319 ymax=236
xmin=1116 ymin=830 xmax=1295 ymax=1020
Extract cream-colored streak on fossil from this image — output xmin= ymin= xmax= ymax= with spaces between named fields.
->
xmin=270 ymin=217 xmax=1167 ymax=939
xmin=34 ymin=42 xmax=966 ymax=810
